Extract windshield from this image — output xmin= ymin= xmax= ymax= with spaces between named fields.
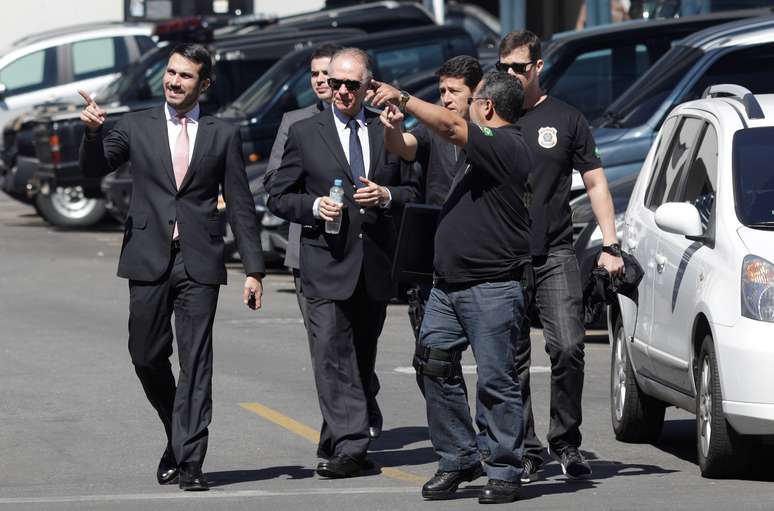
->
xmin=733 ymin=127 xmax=774 ymax=228
xmin=229 ymin=51 xmax=306 ymax=115
xmin=99 ymin=47 xmax=171 ymax=104
xmin=595 ymin=45 xmax=703 ymax=129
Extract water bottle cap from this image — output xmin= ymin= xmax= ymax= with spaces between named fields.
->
xmin=334 ymin=179 xmax=343 ymax=186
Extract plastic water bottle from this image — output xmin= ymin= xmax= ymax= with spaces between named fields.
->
xmin=325 ymin=178 xmax=344 ymax=234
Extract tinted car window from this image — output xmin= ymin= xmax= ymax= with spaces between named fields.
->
xmin=373 ymin=43 xmax=445 ymax=84
xmin=230 ymin=53 xmax=304 ymax=115
xmin=733 ymin=126 xmax=774 ymax=227
xmin=683 ymin=43 xmax=774 ymax=103
xmin=645 ymin=116 xmax=704 ymax=210
xmin=596 ymin=45 xmax=703 ymax=129
xmin=0 ymin=47 xmax=57 ymax=96
xmin=72 ymin=37 xmax=128 ymax=81
xmin=135 ymin=35 xmax=157 ymax=54
xmin=642 ymin=115 xmax=678 ymax=208
xmin=679 ymin=124 xmax=717 ymax=232
xmin=550 ymin=44 xmax=651 ymax=121
xmin=100 ymin=47 xmax=170 ymax=103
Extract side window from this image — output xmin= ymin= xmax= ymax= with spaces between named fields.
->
xmin=643 ymin=116 xmax=678 ymax=194
xmin=0 ymin=48 xmax=57 ymax=96
xmin=685 ymin=43 xmax=774 ymax=102
xmin=645 ymin=116 xmax=704 ymax=210
xmin=550 ymin=44 xmax=651 ymax=121
xmin=135 ymin=36 xmax=157 ymax=55
xmin=679 ymin=124 xmax=718 ymax=233
xmin=374 ymin=43 xmax=445 ymax=84
xmin=72 ymin=37 xmax=128 ymax=81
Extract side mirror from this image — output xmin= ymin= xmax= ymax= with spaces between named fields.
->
xmin=655 ymin=202 xmax=703 ymax=238
xmin=0 ymin=82 xmax=6 ymax=102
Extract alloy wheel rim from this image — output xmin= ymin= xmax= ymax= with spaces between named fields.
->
xmin=698 ymin=356 xmax=712 ymax=457
xmin=50 ymin=186 xmax=96 ymax=219
xmin=613 ymin=326 xmax=627 ymax=422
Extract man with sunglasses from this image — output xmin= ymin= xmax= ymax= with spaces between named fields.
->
xmin=498 ymin=30 xmax=623 ymax=483
xmin=372 ymin=70 xmax=531 ymax=504
xmin=263 ymin=43 xmax=339 ymax=331
xmin=267 ymin=47 xmax=420 ymax=479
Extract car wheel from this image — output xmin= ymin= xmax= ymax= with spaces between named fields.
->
xmin=611 ymin=315 xmax=665 ymax=442
xmin=35 ymin=186 xmax=107 ymax=227
xmin=696 ymin=335 xmax=751 ymax=478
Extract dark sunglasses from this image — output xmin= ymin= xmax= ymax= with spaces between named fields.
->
xmin=327 ymin=78 xmax=362 ymax=92
xmin=495 ymin=61 xmax=534 ymax=74
xmin=466 ymin=96 xmax=489 ymax=105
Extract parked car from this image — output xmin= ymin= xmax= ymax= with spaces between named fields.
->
xmin=608 ymin=85 xmax=774 ymax=478
xmin=589 ymin=15 xmax=774 ymax=195
xmin=0 ymin=22 xmax=156 ymax=129
xmin=9 ymin=27 xmax=362 ymax=227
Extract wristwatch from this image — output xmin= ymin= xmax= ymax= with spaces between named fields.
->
xmin=602 ymin=243 xmax=622 ymax=257
xmin=398 ymin=90 xmax=410 ymax=113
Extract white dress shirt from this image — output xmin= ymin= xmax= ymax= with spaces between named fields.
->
xmin=165 ymin=102 xmax=200 ymax=164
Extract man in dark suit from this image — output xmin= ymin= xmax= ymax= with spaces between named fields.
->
xmin=78 ymin=43 xmax=264 ymax=492
xmin=267 ymin=47 xmax=419 ymax=478
xmin=263 ymin=43 xmax=340 ymax=327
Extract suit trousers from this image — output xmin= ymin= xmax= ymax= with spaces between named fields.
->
xmin=128 ymin=248 xmax=220 ymax=467
xmin=306 ymin=273 xmax=387 ymax=459
xmin=516 ymin=249 xmax=586 ymax=463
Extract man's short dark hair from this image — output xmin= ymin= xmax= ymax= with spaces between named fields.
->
xmin=477 ymin=71 xmax=524 ymax=124
xmin=171 ymin=43 xmax=213 ymax=83
xmin=311 ymin=43 xmax=342 ymax=63
xmin=435 ymin=55 xmax=482 ymax=91
xmin=499 ymin=30 xmax=542 ymax=62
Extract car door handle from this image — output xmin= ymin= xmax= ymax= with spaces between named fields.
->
xmin=655 ymin=254 xmax=666 ymax=274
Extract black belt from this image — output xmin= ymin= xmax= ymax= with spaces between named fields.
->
xmin=433 ymin=265 xmax=529 ymax=290
xmin=171 ymin=239 xmax=181 ymax=252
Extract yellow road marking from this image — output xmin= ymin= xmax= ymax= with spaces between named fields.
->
xmin=239 ymin=402 xmax=425 ymax=485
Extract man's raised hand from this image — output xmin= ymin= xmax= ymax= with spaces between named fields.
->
xmin=78 ymin=89 xmax=106 ymax=130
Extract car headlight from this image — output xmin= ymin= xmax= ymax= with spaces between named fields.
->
xmin=741 ymin=255 xmax=774 ymax=323
xmin=587 ymin=212 xmax=626 ymax=248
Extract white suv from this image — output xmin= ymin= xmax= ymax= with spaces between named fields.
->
xmin=609 ymin=84 xmax=774 ymax=478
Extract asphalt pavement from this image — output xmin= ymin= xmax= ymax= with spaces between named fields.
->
xmin=1 ymin=193 xmax=773 ymax=510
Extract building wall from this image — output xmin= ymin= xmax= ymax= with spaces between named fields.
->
xmin=0 ymin=0 xmax=123 ymax=50
xmin=255 ymin=0 xmax=324 ymax=17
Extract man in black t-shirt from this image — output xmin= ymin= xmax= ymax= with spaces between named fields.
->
xmin=376 ymin=55 xmax=482 ymax=339
xmin=371 ymin=71 xmax=531 ymax=504
xmin=497 ymin=31 xmax=624 ymax=483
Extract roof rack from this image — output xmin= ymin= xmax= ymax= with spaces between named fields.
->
xmin=702 ymin=84 xmax=765 ymax=120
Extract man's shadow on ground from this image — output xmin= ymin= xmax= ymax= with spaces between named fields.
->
xmin=370 ymin=426 xmax=437 ymax=468
xmin=208 ymin=465 xmax=315 ymax=487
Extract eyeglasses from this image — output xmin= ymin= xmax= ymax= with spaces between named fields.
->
xmin=467 ymin=97 xmax=489 ymax=105
xmin=327 ymin=78 xmax=362 ymax=92
xmin=494 ymin=61 xmax=534 ymax=74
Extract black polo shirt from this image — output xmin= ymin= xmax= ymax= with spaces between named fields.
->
xmin=516 ymin=96 xmax=602 ymax=255
xmin=433 ymin=122 xmax=532 ymax=285
xmin=410 ymin=124 xmax=467 ymax=205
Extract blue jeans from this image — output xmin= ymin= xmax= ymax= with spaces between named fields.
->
xmin=417 ymin=280 xmax=525 ymax=482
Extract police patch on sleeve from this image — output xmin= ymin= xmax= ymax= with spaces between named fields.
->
xmin=538 ymin=127 xmax=557 ymax=148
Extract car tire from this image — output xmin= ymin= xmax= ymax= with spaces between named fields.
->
xmin=610 ymin=315 xmax=665 ymax=443
xmin=35 ymin=186 xmax=107 ymax=227
xmin=696 ymin=335 xmax=751 ymax=478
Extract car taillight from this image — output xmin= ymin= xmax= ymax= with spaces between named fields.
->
xmin=49 ymin=134 xmax=61 ymax=165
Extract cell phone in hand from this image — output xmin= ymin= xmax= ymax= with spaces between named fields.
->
xmin=247 ymin=292 xmax=256 ymax=309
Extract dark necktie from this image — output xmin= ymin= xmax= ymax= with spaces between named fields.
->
xmin=347 ymin=118 xmax=366 ymax=188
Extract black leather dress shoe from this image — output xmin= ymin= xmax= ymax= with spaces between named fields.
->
xmin=178 ymin=463 xmax=209 ymax=491
xmin=156 ymin=451 xmax=178 ymax=485
xmin=316 ymin=455 xmax=374 ymax=478
xmin=421 ymin=464 xmax=484 ymax=500
xmin=368 ymin=426 xmax=381 ymax=439
xmin=478 ymin=478 xmax=520 ymax=504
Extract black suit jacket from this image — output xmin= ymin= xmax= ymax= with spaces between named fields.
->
xmin=267 ymin=108 xmax=420 ymax=301
xmin=79 ymin=105 xmax=264 ymax=285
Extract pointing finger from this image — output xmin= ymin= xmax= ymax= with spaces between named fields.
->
xmin=78 ymin=89 xmax=95 ymax=106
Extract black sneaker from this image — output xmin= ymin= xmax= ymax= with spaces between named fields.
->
xmin=421 ymin=464 xmax=484 ymax=500
xmin=520 ymin=457 xmax=540 ymax=484
xmin=555 ymin=446 xmax=592 ymax=479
